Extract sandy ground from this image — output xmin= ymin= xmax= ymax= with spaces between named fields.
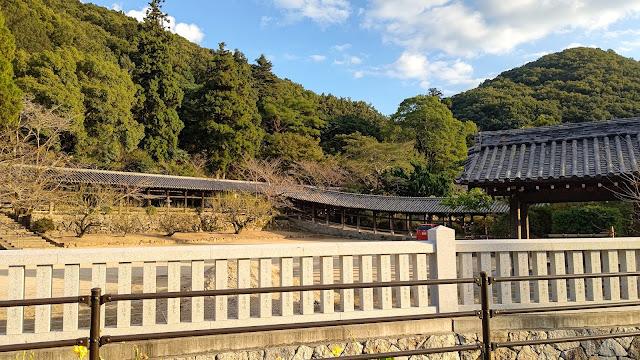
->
xmin=49 ymin=229 xmax=360 ymax=248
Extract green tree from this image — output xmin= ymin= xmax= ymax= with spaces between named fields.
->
xmin=77 ymin=55 xmax=144 ymax=166
xmin=132 ymin=0 xmax=184 ymax=162
xmin=451 ymin=48 xmax=640 ymax=131
xmin=14 ymin=47 xmax=86 ymax=150
xmin=0 ymin=7 xmax=21 ymax=127
xmin=390 ymin=95 xmax=476 ymax=177
xmin=441 ymin=188 xmax=494 ymax=211
xmin=261 ymin=132 xmax=324 ymax=165
xmin=339 ymin=133 xmax=417 ymax=193
xmin=188 ymin=44 xmax=263 ymax=176
xmin=390 ymin=162 xmax=453 ymax=197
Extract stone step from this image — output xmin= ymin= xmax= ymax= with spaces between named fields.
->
xmin=0 ymin=212 xmax=56 ymax=250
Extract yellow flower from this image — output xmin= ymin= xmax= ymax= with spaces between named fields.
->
xmin=72 ymin=345 xmax=87 ymax=360
xmin=331 ymin=346 xmax=342 ymax=357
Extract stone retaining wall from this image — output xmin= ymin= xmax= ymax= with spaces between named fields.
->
xmin=29 ymin=211 xmax=271 ymax=235
xmin=154 ymin=327 xmax=640 ymax=360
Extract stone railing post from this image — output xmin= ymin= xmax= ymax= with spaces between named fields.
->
xmin=430 ymin=226 xmax=458 ymax=313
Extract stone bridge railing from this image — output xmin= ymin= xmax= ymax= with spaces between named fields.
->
xmin=2 ymin=227 xmax=640 ymax=345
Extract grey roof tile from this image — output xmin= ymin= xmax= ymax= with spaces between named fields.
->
xmin=457 ymin=118 xmax=640 ymax=185
xmin=49 ymin=168 xmax=506 ymax=215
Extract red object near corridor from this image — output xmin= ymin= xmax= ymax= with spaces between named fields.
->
xmin=415 ymin=224 xmax=437 ymax=240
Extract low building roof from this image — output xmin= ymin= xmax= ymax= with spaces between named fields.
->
xmin=288 ymin=188 xmax=509 ymax=214
xmin=456 ymin=117 xmax=640 ymax=186
xmin=52 ymin=167 xmax=263 ymax=192
xmin=51 ymin=167 xmax=505 ymax=215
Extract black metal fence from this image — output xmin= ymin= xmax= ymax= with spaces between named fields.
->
xmin=3 ymin=272 xmax=640 ymax=360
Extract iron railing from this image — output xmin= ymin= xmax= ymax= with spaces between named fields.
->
xmin=4 ymin=272 xmax=640 ymax=360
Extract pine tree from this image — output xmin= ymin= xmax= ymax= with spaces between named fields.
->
xmin=192 ymin=44 xmax=263 ymax=176
xmin=132 ymin=0 xmax=184 ymax=162
xmin=0 ymin=8 xmax=22 ymax=127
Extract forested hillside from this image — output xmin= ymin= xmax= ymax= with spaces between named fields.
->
xmin=451 ymin=47 xmax=640 ymax=131
xmin=0 ymin=0 xmax=474 ymax=197
xmin=6 ymin=1 xmax=637 ymax=199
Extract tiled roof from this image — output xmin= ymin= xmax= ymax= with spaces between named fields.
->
xmin=49 ymin=167 xmax=505 ymax=214
xmin=50 ymin=167 xmax=265 ymax=192
xmin=288 ymin=188 xmax=509 ymax=214
xmin=456 ymin=118 xmax=640 ymax=186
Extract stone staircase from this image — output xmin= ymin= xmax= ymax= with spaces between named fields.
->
xmin=0 ymin=213 xmax=58 ymax=250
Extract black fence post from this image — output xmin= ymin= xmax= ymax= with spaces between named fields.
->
xmin=480 ymin=271 xmax=492 ymax=360
xmin=89 ymin=288 xmax=101 ymax=360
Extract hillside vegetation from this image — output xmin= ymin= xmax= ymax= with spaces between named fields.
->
xmin=0 ymin=0 xmax=475 ymax=197
xmin=451 ymin=47 xmax=640 ymax=131
xmin=2 ymin=1 xmax=639 ymax=200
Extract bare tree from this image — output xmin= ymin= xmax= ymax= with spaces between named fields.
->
xmin=244 ymin=158 xmax=297 ymax=208
xmin=0 ymin=98 xmax=71 ymax=215
xmin=64 ymin=183 xmax=143 ymax=237
xmin=290 ymin=159 xmax=347 ymax=189
xmin=211 ymin=191 xmax=275 ymax=234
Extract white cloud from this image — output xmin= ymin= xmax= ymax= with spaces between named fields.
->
xmin=174 ymin=23 xmax=204 ymax=43
xmin=126 ymin=8 xmax=146 ymax=21
xmin=273 ymin=0 xmax=351 ymax=25
xmin=564 ymin=42 xmax=597 ymax=49
xmin=359 ymin=51 xmax=483 ymax=89
xmin=125 ymin=7 xmax=205 ymax=44
xmin=364 ymin=0 xmax=640 ymax=57
xmin=310 ymin=54 xmax=326 ymax=61
xmin=334 ymin=55 xmax=362 ymax=65
xmin=111 ymin=3 xmax=122 ymax=12
xmin=260 ymin=16 xmax=273 ymax=27
xmin=523 ymin=51 xmax=550 ymax=59
xmin=332 ymin=43 xmax=352 ymax=51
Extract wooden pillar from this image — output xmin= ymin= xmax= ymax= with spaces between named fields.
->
xmin=521 ymin=203 xmax=530 ymax=240
xmin=406 ymin=214 xmax=412 ymax=236
xmin=341 ymin=208 xmax=346 ymax=230
xmin=201 ymin=192 xmax=205 ymax=208
xmin=373 ymin=211 xmax=377 ymax=234
xmin=462 ymin=215 xmax=466 ymax=235
xmin=509 ymin=197 xmax=521 ymax=239
xmin=166 ymin=190 xmax=171 ymax=214
xmin=356 ymin=210 xmax=361 ymax=232
xmin=447 ymin=215 xmax=452 ymax=227
xmin=311 ymin=203 xmax=316 ymax=223
xmin=389 ymin=213 xmax=394 ymax=235
xmin=483 ymin=215 xmax=488 ymax=236
xmin=184 ymin=190 xmax=188 ymax=213
xmin=146 ymin=189 xmax=152 ymax=207
xmin=325 ymin=206 xmax=330 ymax=225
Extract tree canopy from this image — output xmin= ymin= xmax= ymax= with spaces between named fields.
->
xmin=0 ymin=7 xmax=21 ymax=127
xmin=451 ymin=47 xmax=640 ymax=131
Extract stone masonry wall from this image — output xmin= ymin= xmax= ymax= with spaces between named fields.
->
xmin=30 ymin=211 xmax=270 ymax=235
xmin=153 ymin=327 xmax=640 ymax=360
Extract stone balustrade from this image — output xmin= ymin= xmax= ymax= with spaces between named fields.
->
xmin=2 ymin=226 xmax=640 ymax=346
xmin=456 ymin=237 xmax=640 ymax=310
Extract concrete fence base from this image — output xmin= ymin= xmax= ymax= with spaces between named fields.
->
xmin=5 ymin=311 xmax=640 ymax=360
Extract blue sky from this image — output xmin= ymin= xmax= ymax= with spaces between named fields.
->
xmin=90 ymin=0 xmax=640 ymax=115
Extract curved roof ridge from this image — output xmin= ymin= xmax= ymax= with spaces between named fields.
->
xmin=298 ymin=188 xmax=445 ymax=201
xmin=55 ymin=166 xmax=261 ymax=185
xmin=475 ymin=117 xmax=640 ymax=148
